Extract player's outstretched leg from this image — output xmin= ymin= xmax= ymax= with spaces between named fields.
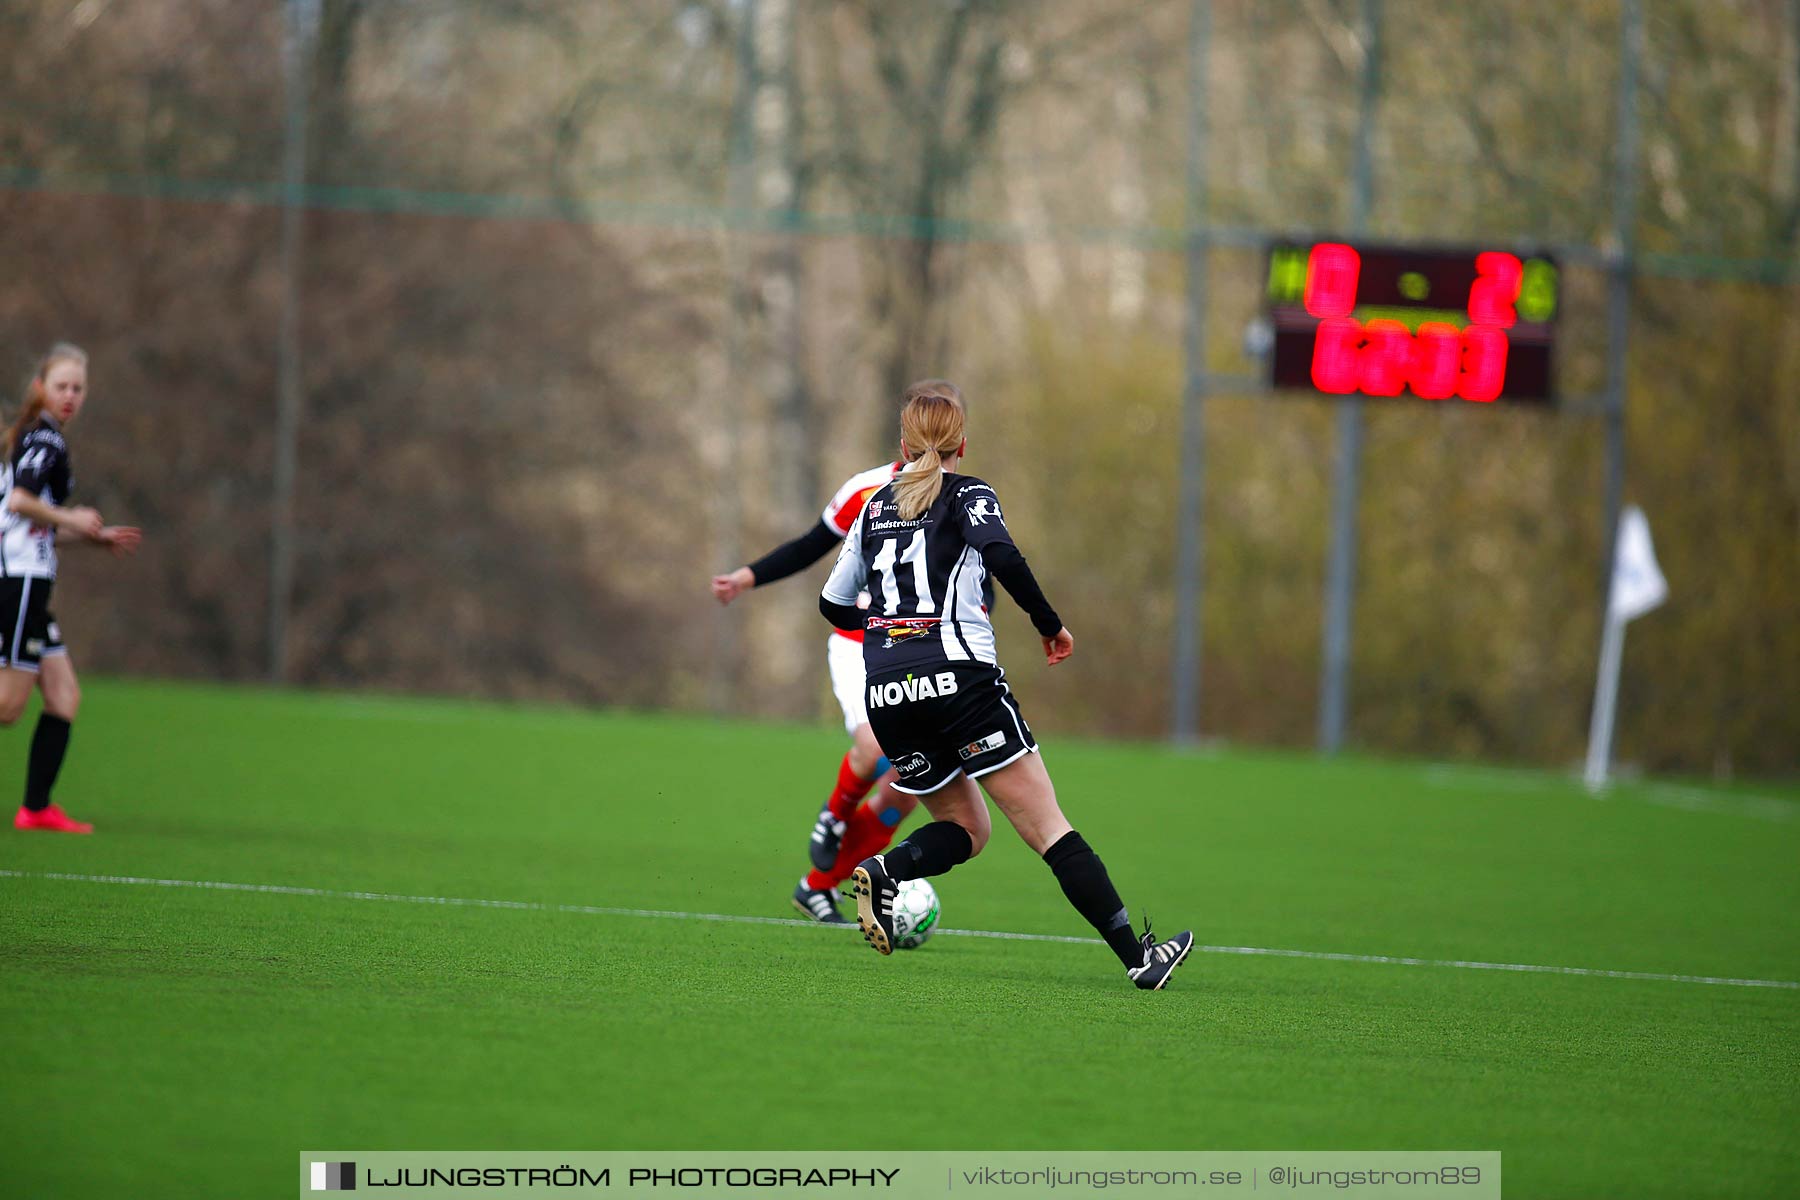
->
xmin=983 ymin=753 xmax=1194 ymax=989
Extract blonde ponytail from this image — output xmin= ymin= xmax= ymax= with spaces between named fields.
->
xmin=893 ymin=448 xmax=945 ymax=521
xmin=893 ymin=380 xmax=966 ymax=521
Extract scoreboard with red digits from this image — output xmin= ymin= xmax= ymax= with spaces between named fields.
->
xmin=1265 ymin=241 xmax=1560 ymax=404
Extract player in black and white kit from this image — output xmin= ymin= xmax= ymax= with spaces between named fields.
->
xmin=2 ymin=344 xmax=141 ymax=833
xmin=820 ymin=380 xmax=1193 ymax=988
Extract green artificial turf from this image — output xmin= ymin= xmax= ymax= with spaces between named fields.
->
xmin=1 ymin=680 xmax=1796 ymax=1198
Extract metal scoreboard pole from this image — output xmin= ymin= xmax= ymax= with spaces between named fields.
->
xmin=1170 ymin=0 xmax=1211 ymax=744
xmin=1317 ymin=0 xmax=1382 ymax=754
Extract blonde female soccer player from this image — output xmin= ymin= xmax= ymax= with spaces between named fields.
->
xmin=821 ymin=381 xmax=1193 ymax=988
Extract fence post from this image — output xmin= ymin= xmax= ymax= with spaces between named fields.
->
xmin=1317 ymin=0 xmax=1382 ymax=753
xmin=269 ymin=0 xmax=318 ymax=684
xmin=1171 ymin=0 xmax=1211 ymax=744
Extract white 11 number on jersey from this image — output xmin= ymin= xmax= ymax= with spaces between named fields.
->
xmin=870 ymin=529 xmax=936 ymax=615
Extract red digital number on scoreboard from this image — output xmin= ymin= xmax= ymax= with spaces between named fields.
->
xmin=1266 ymin=241 xmax=1558 ymax=404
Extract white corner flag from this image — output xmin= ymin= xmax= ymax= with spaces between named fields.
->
xmin=1585 ymin=507 xmax=1668 ymax=791
xmin=1608 ymin=506 xmax=1668 ymax=623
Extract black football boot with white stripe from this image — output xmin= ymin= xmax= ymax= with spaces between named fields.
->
xmin=788 ymin=881 xmax=849 ymax=928
xmin=1126 ymin=925 xmax=1194 ymax=990
xmin=850 ymin=855 xmax=899 ymax=955
xmin=808 ymin=808 xmax=847 ymax=872
xmin=791 ymin=878 xmax=849 ymax=924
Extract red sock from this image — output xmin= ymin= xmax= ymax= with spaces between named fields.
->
xmin=810 ymin=802 xmax=903 ymax=890
xmin=825 ymin=753 xmax=876 ymax=821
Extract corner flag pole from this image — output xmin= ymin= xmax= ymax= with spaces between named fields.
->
xmin=1583 ymin=604 xmax=1629 ymax=793
xmin=1584 ymin=506 xmax=1667 ymax=792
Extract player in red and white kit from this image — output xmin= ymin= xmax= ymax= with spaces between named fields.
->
xmin=712 ymin=460 xmax=922 ymax=922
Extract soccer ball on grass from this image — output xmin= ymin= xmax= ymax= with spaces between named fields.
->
xmin=892 ymin=878 xmax=940 ymax=950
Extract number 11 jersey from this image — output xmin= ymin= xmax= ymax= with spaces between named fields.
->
xmin=823 ymin=473 xmax=1016 ymax=676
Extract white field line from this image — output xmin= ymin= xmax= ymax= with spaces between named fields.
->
xmin=3 ymin=868 xmax=1796 ymax=992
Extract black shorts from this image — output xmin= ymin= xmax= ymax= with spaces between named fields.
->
xmin=0 ymin=575 xmax=64 ymax=672
xmin=864 ymin=662 xmax=1037 ymax=795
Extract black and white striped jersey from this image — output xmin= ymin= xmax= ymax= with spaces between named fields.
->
xmin=0 ymin=417 xmax=73 ymax=580
xmin=821 ymin=472 xmax=1062 ymax=676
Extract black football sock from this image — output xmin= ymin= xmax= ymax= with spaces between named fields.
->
xmin=880 ymin=821 xmax=973 ymax=882
xmin=1043 ymin=830 xmax=1143 ymax=967
xmin=24 ymin=714 xmax=72 ymax=812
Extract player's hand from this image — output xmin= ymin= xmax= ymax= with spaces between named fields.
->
xmin=1043 ymin=627 xmax=1074 ymax=666
xmin=60 ymin=506 xmax=104 ymax=539
xmin=711 ymin=567 xmax=755 ymax=605
xmin=96 ymin=525 xmax=142 ymax=557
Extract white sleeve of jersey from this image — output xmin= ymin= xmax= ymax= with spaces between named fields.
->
xmin=821 ymin=508 xmax=870 ymax=605
xmin=821 ymin=462 xmax=894 ymax=534
xmin=822 ymin=474 xmax=860 ymax=531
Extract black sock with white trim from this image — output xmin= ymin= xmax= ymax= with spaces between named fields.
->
xmin=1043 ymin=830 xmax=1142 ymax=967
xmin=881 ymin=821 xmax=973 ymax=881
